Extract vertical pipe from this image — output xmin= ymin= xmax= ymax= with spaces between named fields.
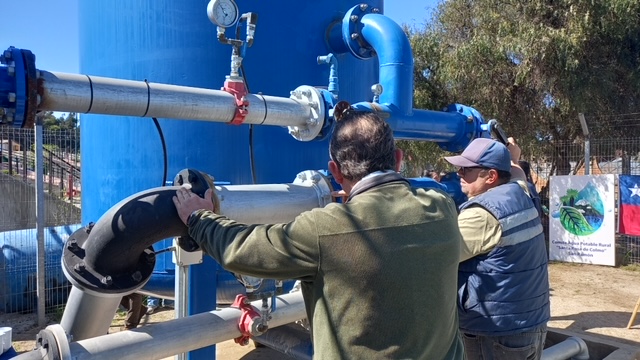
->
xmin=175 ymin=254 xmax=189 ymax=360
xmin=59 ymin=287 xmax=122 ymax=341
xmin=34 ymin=117 xmax=46 ymax=328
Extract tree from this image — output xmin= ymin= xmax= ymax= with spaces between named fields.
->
xmin=406 ymin=0 xmax=640 ymax=164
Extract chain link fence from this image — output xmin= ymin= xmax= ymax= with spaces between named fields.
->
xmin=1 ymin=126 xmax=81 ymax=314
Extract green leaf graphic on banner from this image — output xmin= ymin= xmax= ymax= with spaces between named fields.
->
xmin=559 ymin=206 xmax=595 ymax=236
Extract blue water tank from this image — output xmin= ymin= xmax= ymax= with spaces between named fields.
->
xmin=0 ymin=225 xmax=80 ymax=313
xmin=79 ymin=0 xmax=382 ymax=223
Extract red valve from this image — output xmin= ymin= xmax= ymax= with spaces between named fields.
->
xmin=222 ymin=79 xmax=249 ymax=125
xmin=230 ymin=294 xmax=261 ymax=346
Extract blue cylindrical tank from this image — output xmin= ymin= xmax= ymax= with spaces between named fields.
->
xmin=0 ymin=225 xmax=81 ymax=313
xmin=78 ymin=1 xmax=382 ymax=358
xmin=79 ymin=0 xmax=382 ymax=221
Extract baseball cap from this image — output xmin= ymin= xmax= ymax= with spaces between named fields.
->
xmin=444 ymin=138 xmax=511 ymax=172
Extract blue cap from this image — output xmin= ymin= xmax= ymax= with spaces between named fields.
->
xmin=444 ymin=138 xmax=511 ymax=172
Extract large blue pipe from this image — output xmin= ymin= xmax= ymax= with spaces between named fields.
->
xmin=359 ymin=14 xmax=414 ymax=116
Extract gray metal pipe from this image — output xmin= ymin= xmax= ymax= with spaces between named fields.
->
xmin=58 ymin=169 xmax=331 ymax=342
xmin=37 ymin=70 xmax=313 ymax=127
xmin=14 ymin=292 xmax=307 ymax=360
xmin=217 ymin=183 xmax=332 ymax=223
xmin=541 ymin=336 xmax=589 ymax=360
xmin=59 ymin=287 xmax=123 ymax=341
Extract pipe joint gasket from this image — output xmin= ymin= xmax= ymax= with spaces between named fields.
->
xmin=288 ymin=85 xmax=326 ymax=142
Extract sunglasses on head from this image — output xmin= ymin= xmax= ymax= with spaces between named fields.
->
xmin=333 ymin=100 xmax=369 ymax=122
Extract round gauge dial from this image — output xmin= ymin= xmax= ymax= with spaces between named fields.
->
xmin=207 ymin=0 xmax=239 ymax=28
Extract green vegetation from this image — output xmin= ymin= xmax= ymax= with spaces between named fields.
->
xmin=397 ymin=0 xmax=640 ymax=172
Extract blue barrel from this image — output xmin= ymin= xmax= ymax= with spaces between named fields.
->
xmin=0 ymin=225 xmax=80 ymax=313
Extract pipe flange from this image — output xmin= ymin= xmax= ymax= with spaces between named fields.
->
xmin=288 ymin=85 xmax=326 ymax=142
xmin=62 ymin=224 xmax=156 ymax=297
xmin=174 ymin=168 xmax=219 ymax=212
xmin=46 ymin=324 xmax=72 ymax=360
xmin=341 ymin=4 xmax=378 ymax=60
xmin=292 ymin=170 xmax=334 ymax=207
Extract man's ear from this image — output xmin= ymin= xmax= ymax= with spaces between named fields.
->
xmin=328 ymin=160 xmax=344 ymax=185
xmin=486 ymin=169 xmax=500 ymax=185
xmin=394 ymin=149 xmax=403 ymax=172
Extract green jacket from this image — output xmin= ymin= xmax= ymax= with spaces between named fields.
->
xmin=188 ymin=178 xmax=464 ymax=359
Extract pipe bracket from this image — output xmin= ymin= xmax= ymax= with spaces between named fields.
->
xmin=231 ymin=294 xmax=262 ymax=346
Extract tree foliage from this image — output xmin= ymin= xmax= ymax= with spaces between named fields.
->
xmin=399 ymin=0 xmax=640 ymax=170
xmin=41 ymin=111 xmax=78 ymax=131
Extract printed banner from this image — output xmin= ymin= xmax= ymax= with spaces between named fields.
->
xmin=619 ymin=175 xmax=640 ymax=236
xmin=549 ymin=175 xmax=616 ymax=266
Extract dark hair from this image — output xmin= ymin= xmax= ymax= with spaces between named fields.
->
xmin=518 ymin=160 xmax=533 ymax=182
xmin=329 ymin=105 xmax=396 ymax=181
xmin=496 ymin=170 xmax=512 ymax=183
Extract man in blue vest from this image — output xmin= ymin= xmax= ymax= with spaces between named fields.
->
xmin=445 ymin=138 xmax=550 ymax=360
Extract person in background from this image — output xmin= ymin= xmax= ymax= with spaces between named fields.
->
xmin=424 ymin=170 xmax=442 ymax=182
xmin=146 ymin=296 xmax=174 ymax=315
xmin=172 ymin=107 xmax=465 ymax=359
xmin=119 ymin=293 xmax=147 ymax=330
xmin=445 ymin=137 xmax=550 ymax=360
xmin=518 ymin=160 xmax=543 ymax=218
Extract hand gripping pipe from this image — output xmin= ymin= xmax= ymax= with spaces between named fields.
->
xmin=13 ymin=292 xmax=307 ymax=360
xmin=57 ymin=169 xmax=332 ymax=343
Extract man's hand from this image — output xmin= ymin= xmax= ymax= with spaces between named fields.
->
xmin=507 ymin=137 xmax=522 ymax=163
xmin=173 ymin=187 xmax=215 ymax=225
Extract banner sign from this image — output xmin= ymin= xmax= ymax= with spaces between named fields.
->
xmin=549 ymin=175 xmax=616 ymax=266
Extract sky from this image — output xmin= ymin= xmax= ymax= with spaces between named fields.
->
xmin=2 ymin=1 xmax=439 ymax=74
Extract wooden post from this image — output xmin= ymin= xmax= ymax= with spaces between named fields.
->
xmin=626 ymin=295 xmax=640 ymax=329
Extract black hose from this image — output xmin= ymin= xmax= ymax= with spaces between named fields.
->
xmin=152 ymin=117 xmax=168 ymax=187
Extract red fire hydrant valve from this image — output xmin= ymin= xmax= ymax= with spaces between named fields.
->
xmin=231 ymin=294 xmax=261 ymax=346
xmin=222 ymin=79 xmax=249 ymax=125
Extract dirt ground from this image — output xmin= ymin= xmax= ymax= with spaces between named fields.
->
xmin=3 ymin=262 xmax=640 ymax=359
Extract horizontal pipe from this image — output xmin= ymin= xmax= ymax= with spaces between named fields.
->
xmin=16 ymin=292 xmax=307 ymax=360
xmin=541 ymin=336 xmax=589 ymax=360
xmin=37 ymin=70 xmax=312 ymax=127
xmin=216 ymin=183 xmax=332 ymax=224
xmin=60 ymin=171 xmax=330 ymax=341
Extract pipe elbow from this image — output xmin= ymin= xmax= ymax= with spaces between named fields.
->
xmin=339 ymin=7 xmax=413 ymax=115
xmin=62 ymin=169 xmax=214 ymax=295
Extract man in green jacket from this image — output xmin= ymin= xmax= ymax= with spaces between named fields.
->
xmin=173 ymin=109 xmax=464 ymax=359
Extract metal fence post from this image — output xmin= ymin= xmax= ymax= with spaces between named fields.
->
xmin=35 ymin=116 xmax=46 ymax=327
xmin=578 ymin=113 xmax=590 ymax=175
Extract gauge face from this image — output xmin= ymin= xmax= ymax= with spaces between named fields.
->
xmin=207 ymin=0 xmax=239 ymax=28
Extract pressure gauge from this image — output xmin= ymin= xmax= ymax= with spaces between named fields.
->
xmin=207 ymin=0 xmax=239 ymax=28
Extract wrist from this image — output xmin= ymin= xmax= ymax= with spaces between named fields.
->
xmin=186 ymin=210 xmax=201 ymax=226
